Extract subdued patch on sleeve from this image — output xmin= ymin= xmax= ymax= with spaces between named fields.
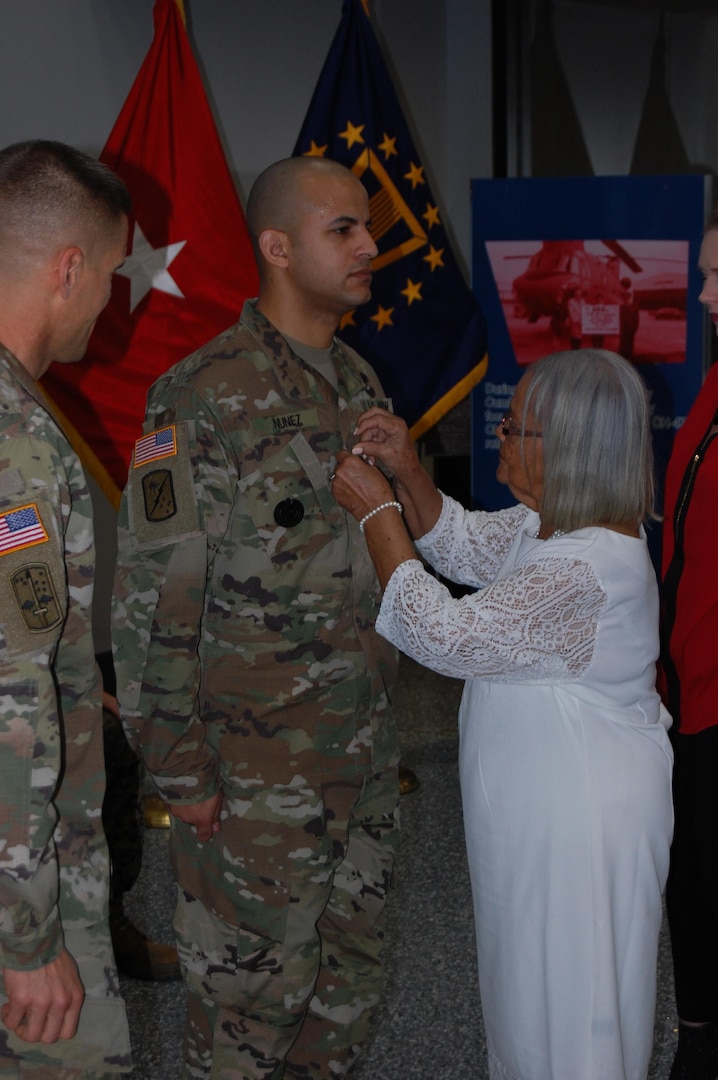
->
xmin=0 ymin=496 xmax=65 ymax=657
xmin=127 ymin=420 xmax=201 ymax=550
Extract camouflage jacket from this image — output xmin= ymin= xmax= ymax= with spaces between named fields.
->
xmin=113 ymin=300 xmax=399 ymax=805
xmin=0 ymin=346 xmax=130 ymax=1070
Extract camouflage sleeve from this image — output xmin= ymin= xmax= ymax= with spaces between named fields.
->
xmin=0 ymin=434 xmax=70 ymax=971
xmin=112 ymin=385 xmax=236 ymax=805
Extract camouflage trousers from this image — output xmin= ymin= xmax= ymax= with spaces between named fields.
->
xmin=173 ymin=767 xmax=400 ymax=1080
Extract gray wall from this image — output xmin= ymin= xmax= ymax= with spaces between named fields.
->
xmin=0 ymin=1 xmax=492 ymax=268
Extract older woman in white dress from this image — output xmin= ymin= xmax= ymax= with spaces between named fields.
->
xmin=331 ymin=349 xmax=673 ymax=1080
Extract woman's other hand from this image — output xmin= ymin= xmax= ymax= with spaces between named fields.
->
xmin=332 ymin=449 xmax=394 ymax=522
xmin=351 ymin=408 xmax=420 ymax=482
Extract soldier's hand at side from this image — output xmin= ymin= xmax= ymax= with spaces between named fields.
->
xmin=169 ymin=791 xmax=223 ymax=842
xmin=1 ymin=949 xmax=84 ymax=1043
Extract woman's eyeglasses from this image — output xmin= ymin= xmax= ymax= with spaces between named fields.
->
xmin=500 ymin=415 xmax=543 ymax=439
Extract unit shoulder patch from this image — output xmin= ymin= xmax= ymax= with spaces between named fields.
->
xmin=11 ymin=563 xmax=63 ymax=632
xmin=142 ymin=469 xmax=177 ymax=522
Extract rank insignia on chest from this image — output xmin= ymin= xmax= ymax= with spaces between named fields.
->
xmin=274 ymin=498 xmax=304 ymax=527
xmin=133 ymin=425 xmax=177 ymax=467
xmin=11 ymin=563 xmax=62 ymax=631
xmin=0 ymin=502 xmax=48 ymax=556
xmin=142 ymin=469 xmax=177 ymax=522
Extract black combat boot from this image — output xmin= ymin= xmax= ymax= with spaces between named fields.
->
xmin=110 ymin=897 xmax=181 ymax=982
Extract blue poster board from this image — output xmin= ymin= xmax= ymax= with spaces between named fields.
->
xmin=470 ymin=175 xmax=711 ymax=557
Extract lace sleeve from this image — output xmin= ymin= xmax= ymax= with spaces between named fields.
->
xmin=376 ymin=554 xmax=606 ymax=683
xmin=415 ymin=496 xmax=531 ymax=588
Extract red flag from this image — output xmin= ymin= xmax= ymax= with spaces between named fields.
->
xmin=43 ymin=0 xmax=258 ymax=507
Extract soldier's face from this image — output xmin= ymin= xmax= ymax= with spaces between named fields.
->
xmin=285 ymin=172 xmax=378 ymax=320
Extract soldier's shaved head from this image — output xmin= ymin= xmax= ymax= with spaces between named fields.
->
xmin=246 ymin=156 xmax=361 ymax=258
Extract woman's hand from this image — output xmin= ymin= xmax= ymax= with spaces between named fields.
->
xmin=332 ymin=449 xmax=395 ymax=522
xmin=332 ymin=450 xmax=416 ymax=590
xmin=349 ymin=408 xmax=442 ymax=540
xmin=351 ymin=408 xmax=420 ymax=482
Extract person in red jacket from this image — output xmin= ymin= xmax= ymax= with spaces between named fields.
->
xmin=662 ymin=206 xmax=718 ymax=1080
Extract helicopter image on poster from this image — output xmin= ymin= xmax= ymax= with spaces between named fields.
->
xmin=485 ymin=238 xmax=689 ymax=365
xmin=511 ymin=240 xmax=644 ymax=320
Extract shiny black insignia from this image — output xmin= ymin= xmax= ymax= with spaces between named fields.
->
xmin=11 ymin=564 xmax=63 ymax=632
xmin=142 ymin=469 xmax=177 ymax=522
xmin=274 ymin=498 xmax=304 ymax=527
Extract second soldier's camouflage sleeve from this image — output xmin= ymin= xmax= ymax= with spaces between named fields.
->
xmin=112 ymin=384 xmax=237 ymax=805
xmin=0 ymin=433 xmax=73 ymax=971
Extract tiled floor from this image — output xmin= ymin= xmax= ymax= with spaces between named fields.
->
xmin=121 ymin=656 xmax=679 ymax=1079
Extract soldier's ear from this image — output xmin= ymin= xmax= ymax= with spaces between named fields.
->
xmin=258 ymin=229 xmax=289 ymax=268
xmin=57 ymin=246 xmax=84 ymax=298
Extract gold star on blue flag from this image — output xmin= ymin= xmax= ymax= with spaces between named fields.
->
xmin=293 ymin=0 xmax=487 ymax=437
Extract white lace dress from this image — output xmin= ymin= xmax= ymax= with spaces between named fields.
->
xmin=376 ymin=495 xmax=674 ymax=1080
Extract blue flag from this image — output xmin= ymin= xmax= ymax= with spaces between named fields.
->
xmin=293 ymin=0 xmax=488 ymax=437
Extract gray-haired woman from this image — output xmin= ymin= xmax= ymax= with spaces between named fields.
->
xmin=331 ymin=349 xmax=673 ymax=1080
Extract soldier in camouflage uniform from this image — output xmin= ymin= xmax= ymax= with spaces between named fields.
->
xmin=0 ymin=140 xmax=131 ymax=1078
xmin=112 ymin=157 xmax=401 ymax=1079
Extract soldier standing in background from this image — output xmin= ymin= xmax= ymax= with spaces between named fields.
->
xmin=112 ymin=156 xmax=401 ymax=1079
xmin=0 ymin=140 xmax=132 ymax=1078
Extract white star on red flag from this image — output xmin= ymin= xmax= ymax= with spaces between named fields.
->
xmin=118 ymin=222 xmax=187 ymax=312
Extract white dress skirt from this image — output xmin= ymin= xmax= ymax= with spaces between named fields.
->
xmin=376 ymin=497 xmax=673 ymax=1080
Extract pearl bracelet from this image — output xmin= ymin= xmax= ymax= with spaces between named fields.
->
xmin=358 ymin=501 xmax=403 ymax=532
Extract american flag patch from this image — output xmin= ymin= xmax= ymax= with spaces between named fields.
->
xmin=0 ymin=503 xmax=48 ymax=556
xmin=133 ymin=426 xmax=177 ymax=468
